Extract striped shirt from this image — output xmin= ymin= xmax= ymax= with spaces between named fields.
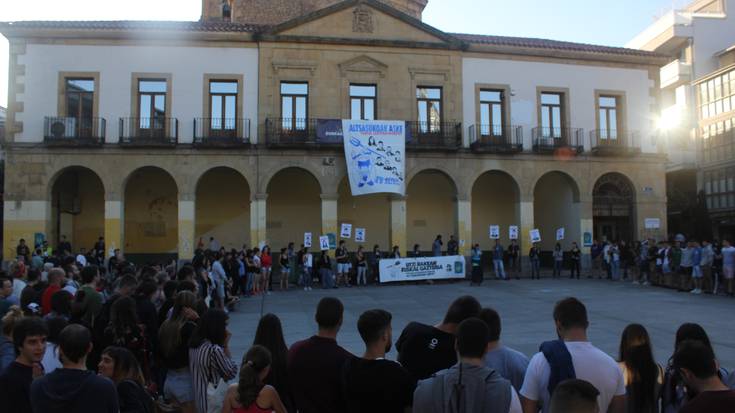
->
xmin=190 ymin=340 xmax=238 ymax=413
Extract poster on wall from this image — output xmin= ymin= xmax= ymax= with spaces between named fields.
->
xmin=583 ymin=232 xmax=593 ymax=247
xmin=489 ymin=225 xmax=500 ymax=239
xmin=319 ymin=235 xmax=330 ymax=251
xmin=304 ymin=232 xmax=312 ymax=248
xmin=509 ymin=226 xmax=519 ymax=240
xmin=530 ymin=229 xmax=541 ymax=243
xmin=340 ymin=223 xmax=353 ymax=239
xmin=342 ymin=120 xmax=405 ymax=196
xmin=355 ymin=228 xmax=366 ymax=243
xmin=644 ymin=218 xmax=661 ymax=229
xmin=556 ymin=228 xmax=565 ymax=241
xmin=379 ymin=255 xmax=465 ymax=283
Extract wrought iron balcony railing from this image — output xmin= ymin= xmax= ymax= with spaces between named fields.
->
xmin=193 ymin=118 xmax=250 ymax=147
xmin=589 ymin=130 xmax=641 ymax=155
xmin=469 ymin=124 xmax=523 ymax=153
xmin=531 ymin=127 xmax=584 ymax=154
xmin=406 ymin=121 xmax=461 ymax=151
xmin=119 ymin=117 xmax=178 ymax=146
xmin=44 ymin=116 xmax=105 ymax=146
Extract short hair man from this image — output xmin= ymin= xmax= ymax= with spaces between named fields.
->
xmin=41 ymin=268 xmax=65 ymax=315
xmin=519 ymin=297 xmax=625 ymax=413
xmin=397 ymin=295 xmax=481 ymax=381
xmin=0 ymin=276 xmax=14 ymax=316
xmin=673 ymin=340 xmax=735 ymax=413
xmin=78 ymin=265 xmax=103 ymax=326
xmin=479 ymin=308 xmax=529 ymax=392
xmin=343 ymin=309 xmax=416 ymax=412
xmin=413 ymin=318 xmax=522 ymax=412
xmin=30 ymin=324 xmax=119 ymax=413
xmin=550 ymin=379 xmax=600 ymax=413
xmin=0 ymin=317 xmax=48 ymax=413
xmin=288 ymin=297 xmax=354 ymax=413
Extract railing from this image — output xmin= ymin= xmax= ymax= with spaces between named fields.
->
xmin=406 ymin=121 xmax=462 ymax=151
xmin=119 ymin=117 xmax=178 ymax=146
xmin=43 ymin=116 xmax=105 ymax=145
xmin=193 ymin=118 xmax=250 ymax=146
xmin=589 ymin=130 xmax=641 ymax=155
xmin=265 ymin=118 xmax=332 ymax=148
xmin=531 ymin=127 xmax=584 ymax=154
xmin=469 ymin=124 xmax=523 ymax=153
xmin=660 ymin=59 xmax=692 ymax=89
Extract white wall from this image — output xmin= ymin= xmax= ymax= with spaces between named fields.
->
xmin=462 ymin=57 xmax=657 ymax=152
xmin=17 ymin=44 xmax=259 ymax=143
xmin=690 ymin=1 xmax=735 ymax=78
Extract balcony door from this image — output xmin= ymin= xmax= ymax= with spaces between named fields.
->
xmin=138 ymin=79 xmax=167 ymax=138
xmin=280 ymin=82 xmax=308 ymax=133
xmin=540 ymin=92 xmax=564 ymax=139
xmin=65 ymin=78 xmax=95 ymax=138
xmin=479 ymin=89 xmax=505 ymax=138
xmin=417 ymin=86 xmax=442 ymax=134
xmin=598 ymin=96 xmax=619 ymax=140
xmin=209 ymin=80 xmax=238 ymax=138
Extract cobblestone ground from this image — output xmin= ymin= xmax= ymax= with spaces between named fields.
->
xmin=228 ymin=277 xmax=735 ymax=369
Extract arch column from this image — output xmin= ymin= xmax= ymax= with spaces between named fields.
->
xmin=457 ymin=194 xmax=471 ymax=256
xmin=104 ymin=194 xmax=123 ymax=257
xmin=390 ymin=195 xmax=407 ymax=254
xmin=321 ymin=193 xmax=339 ymax=254
xmin=250 ymin=193 xmax=267 ymax=247
xmin=178 ymin=192 xmax=195 ymax=261
xmin=579 ymin=194 xmax=594 ymax=270
xmin=520 ymin=193 xmax=534 ymax=256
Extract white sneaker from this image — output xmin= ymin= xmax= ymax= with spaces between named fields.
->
xmin=690 ymin=289 xmax=697 ymax=294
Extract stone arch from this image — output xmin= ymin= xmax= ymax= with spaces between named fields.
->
xmin=533 ymin=171 xmax=581 ymax=253
xmin=593 ymin=172 xmax=637 ymax=243
xmin=406 ymin=166 xmax=460 ymax=195
xmin=195 ymin=166 xmax=252 ymax=250
xmin=471 ymin=170 xmax=521 ymax=249
xmin=266 ymin=167 xmax=322 ymax=250
xmin=530 ymin=170 xmax=581 ymax=202
xmin=337 ymin=175 xmax=391 ymax=249
xmin=49 ymin=166 xmax=106 ymax=251
xmin=123 ymin=166 xmax=179 ymax=260
xmin=259 ymin=162 xmax=326 ymax=195
xmin=407 ymin=168 xmax=458 ymax=252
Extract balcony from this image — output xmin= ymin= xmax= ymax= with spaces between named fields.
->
xmin=406 ymin=121 xmax=462 ymax=151
xmin=119 ymin=117 xmax=178 ymax=147
xmin=193 ymin=118 xmax=251 ymax=148
xmin=625 ymin=10 xmax=693 ymax=53
xmin=264 ymin=118 xmax=342 ymax=149
xmin=531 ymin=127 xmax=584 ymax=154
xmin=469 ymin=124 xmax=523 ymax=154
xmin=589 ymin=130 xmax=641 ymax=156
xmin=660 ymin=59 xmax=692 ymax=89
xmin=43 ymin=116 xmax=105 ymax=146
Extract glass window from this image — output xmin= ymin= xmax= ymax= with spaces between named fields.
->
xmin=138 ymin=79 xmax=167 ymax=131
xmin=479 ymin=89 xmax=505 ymax=136
xmin=540 ymin=92 xmax=564 ymax=138
xmin=210 ymin=81 xmax=238 ymax=94
xmin=139 ymin=80 xmax=167 ymax=93
xmin=209 ymin=80 xmax=238 ymax=131
xmin=350 ymin=84 xmax=376 ymax=120
xmin=280 ymin=82 xmax=308 ymax=130
xmin=65 ymin=78 xmax=95 ymax=121
xmin=416 ymin=86 xmax=442 ymax=133
xmin=281 ymin=83 xmax=308 ymax=95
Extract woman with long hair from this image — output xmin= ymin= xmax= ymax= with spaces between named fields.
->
xmin=103 ymin=296 xmax=151 ymax=382
xmin=278 ymin=248 xmax=289 ymax=291
xmin=260 ymin=246 xmax=272 ymax=295
xmin=189 ymin=308 xmax=238 ymax=413
xmin=222 ymin=345 xmax=287 ymax=413
xmin=98 ymin=346 xmax=154 ymax=413
xmin=159 ymin=291 xmax=199 ymax=413
xmin=618 ymin=324 xmax=662 ymax=413
xmin=253 ymin=314 xmax=292 ymax=412
xmin=662 ymin=323 xmax=723 ymax=413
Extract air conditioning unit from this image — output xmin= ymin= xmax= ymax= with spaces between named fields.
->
xmin=50 ymin=117 xmax=76 ymax=138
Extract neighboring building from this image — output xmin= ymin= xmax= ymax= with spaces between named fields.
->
xmin=0 ymin=0 xmax=668 ymax=264
xmin=628 ymin=0 xmax=735 ymax=240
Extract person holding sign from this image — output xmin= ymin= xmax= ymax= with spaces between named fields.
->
xmin=336 ymin=241 xmax=351 ymax=288
xmin=355 ymin=246 xmax=367 ymax=286
xmin=471 ymin=243 xmax=483 ymax=286
xmin=569 ymin=242 xmax=581 ymax=280
xmin=529 ymin=243 xmax=541 ymax=279
xmin=553 ymin=243 xmax=563 ymax=279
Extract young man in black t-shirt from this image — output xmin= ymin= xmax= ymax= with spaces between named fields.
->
xmin=396 ymin=295 xmax=481 ymax=381
xmin=0 ymin=317 xmax=48 ymax=413
xmin=343 ymin=309 xmax=415 ymax=413
xmin=675 ymin=340 xmax=735 ymax=413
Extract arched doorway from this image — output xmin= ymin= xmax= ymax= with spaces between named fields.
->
xmin=534 ymin=171 xmax=581 ymax=254
xmin=338 ymin=176 xmax=390 ymax=250
xmin=50 ymin=167 xmax=105 ymax=253
xmin=195 ymin=167 xmax=251 ymax=251
xmin=593 ymin=173 xmax=636 ymax=243
xmin=266 ymin=167 xmax=321 ymax=250
xmin=407 ymin=170 xmax=457 ymax=253
xmin=471 ymin=171 xmax=520 ymax=250
xmin=124 ymin=167 xmax=178 ymax=262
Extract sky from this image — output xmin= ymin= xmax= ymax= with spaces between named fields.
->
xmin=0 ymin=0 xmax=693 ymax=107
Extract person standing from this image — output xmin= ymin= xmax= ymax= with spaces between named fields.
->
xmin=611 ymin=242 xmax=621 ymax=281
xmin=288 ymin=297 xmax=354 ymax=413
xmin=370 ymin=245 xmax=381 ymax=284
xmin=447 ymin=235 xmax=459 ymax=256
xmin=391 ymin=245 xmax=401 ymax=258
xmin=552 ymin=243 xmax=563 ymax=279
xmin=57 ymin=235 xmax=72 ymax=257
xmin=16 ymin=239 xmax=31 ymax=263
xmin=261 ymin=246 xmax=273 ymax=295
xmin=319 ymin=251 xmax=334 ymax=290
xmin=493 ymin=240 xmax=507 ymax=280
xmin=221 ymin=345 xmax=288 ymax=413
xmin=411 ymin=244 xmax=421 ymax=258
xmin=302 ymin=247 xmax=313 ymax=291
xmin=680 ymin=241 xmax=693 ymax=290
xmin=0 ymin=276 xmax=14 ymax=317
xmin=253 ymin=314 xmax=293 ymax=412
xmin=569 ymin=242 xmax=581 ymax=280
xmin=93 ymin=237 xmax=105 ymax=266
xmin=529 ymin=243 xmax=541 ymax=280
xmin=432 ymin=235 xmax=443 ymax=257
xmin=617 ymin=324 xmax=663 ymax=413
xmin=0 ymin=317 xmax=48 ymax=413
xmin=589 ymin=240 xmax=603 ymax=279
xmin=211 ymin=252 xmax=228 ymax=309
xmin=721 ymin=239 xmax=735 ymax=296
xmin=279 ymin=248 xmax=290 ymax=291
xmin=673 ymin=340 xmax=735 ymax=413
xmin=690 ymin=241 xmax=704 ymax=294
xmin=78 ymin=265 xmax=103 ymax=327
xmin=471 ymin=243 xmax=483 ymax=286
xmin=343 ymin=309 xmax=416 ymax=413
xmin=355 ymin=246 xmax=367 ymax=286
xmin=508 ymin=240 xmax=521 ymax=280
xmin=479 ymin=308 xmax=529 ymax=392
xmin=336 ymin=241 xmax=351 ymax=287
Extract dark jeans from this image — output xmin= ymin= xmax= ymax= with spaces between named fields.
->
xmin=570 ymin=260 xmax=581 ymax=279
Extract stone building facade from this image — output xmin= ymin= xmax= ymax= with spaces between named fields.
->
xmin=1 ymin=0 xmax=668 ymax=263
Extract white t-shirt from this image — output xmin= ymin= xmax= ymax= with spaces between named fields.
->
xmin=509 ymin=388 xmax=522 ymax=413
xmin=520 ymin=341 xmax=625 ymax=413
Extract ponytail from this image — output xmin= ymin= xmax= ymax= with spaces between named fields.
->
xmin=237 ymin=345 xmax=271 ymax=407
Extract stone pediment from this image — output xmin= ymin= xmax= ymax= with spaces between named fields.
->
xmin=338 ymin=55 xmax=388 ymax=77
xmin=267 ymin=0 xmax=462 ymax=49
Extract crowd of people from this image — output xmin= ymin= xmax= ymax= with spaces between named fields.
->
xmin=0 ymin=234 xmax=734 ymax=412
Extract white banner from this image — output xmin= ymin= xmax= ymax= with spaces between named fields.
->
xmin=355 ymin=228 xmax=366 ymax=243
xmin=340 ymin=223 xmax=352 ymax=238
xmin=489 ymin=225 xmax=500 ymax=239
xmin=644 ymin=218 xmax=661 ymax=229
xmin=304 ymin=232 xmax=312 ymax=248
xmin=509 ymin=226 xmax=519 ymax=240
xmin=343 ymin=120 xmax=405 ymax=196
xmin=379 ymin=255 xmax=466 ymax=283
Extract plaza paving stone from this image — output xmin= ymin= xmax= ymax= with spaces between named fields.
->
xmin=228 ymin=278 xmax=735 ymax=369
